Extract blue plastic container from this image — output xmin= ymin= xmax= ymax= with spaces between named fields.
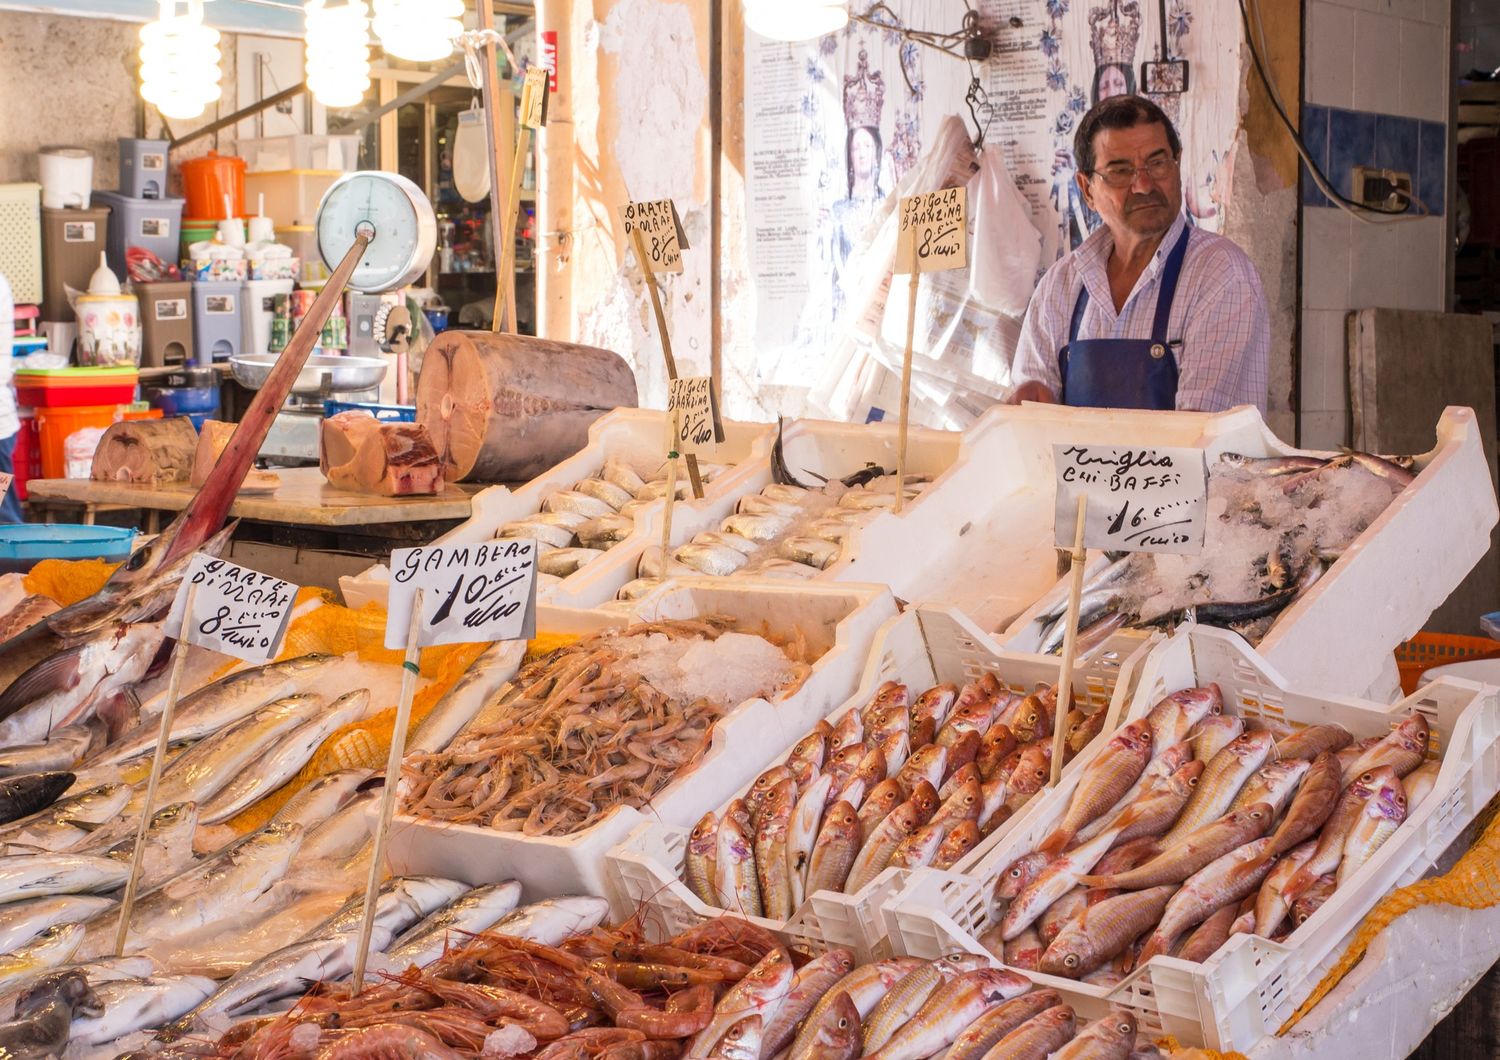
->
xmin=422 ymin=308 xmax=449 ymax=333
xmin=0 ymin=524 xmax=136 ymax=574
xmin=145 ymin=387 xmax=219 ymax=419
xmin=322 ymin=401 xmax=416 ymax=422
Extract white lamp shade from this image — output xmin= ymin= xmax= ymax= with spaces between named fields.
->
xmin=138 ymin=0 xmax=222 ymax=120
xmin=372 ymin=0 xmax=464 ymax=63
xmin=744 ymin=0 xmax=849 ymax=42
xmin=305 ymin=0 xmax=371 ymax=109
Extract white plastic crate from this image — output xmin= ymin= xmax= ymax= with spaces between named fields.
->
xmin=882 ymin=625 xmax=1500 ymax=1053
xmin=999 ymin=405 xmax=1496 ymax=701
xmin=338 ymin=409 xmax=777 ymax=610
xmin=606 ymin=606 xmax=1157 ymax=961
xmin=383 ymin=579 xmax=898 ymax=906
xmin=245 ymin=169 xmax=341 ymax=229
xmin=238 ymin=134 xmax=361 ymax=173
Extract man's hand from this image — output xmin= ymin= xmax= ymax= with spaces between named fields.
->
xmin=1009 ymin=381 xmax=1058 ymax=405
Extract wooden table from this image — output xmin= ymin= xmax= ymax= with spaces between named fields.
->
xmin=25 ymin=468 xmax=480 ymax=553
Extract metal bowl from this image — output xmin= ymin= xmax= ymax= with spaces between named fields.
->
xmin=230 ymin=353 xmax=388 ymax=396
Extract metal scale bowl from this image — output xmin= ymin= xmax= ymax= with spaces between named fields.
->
xmin=229 ymin=171 xmax=437 ymax=464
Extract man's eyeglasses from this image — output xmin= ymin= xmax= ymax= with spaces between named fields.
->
xmin=1089 ymin=155 xmax=1180 ymax=188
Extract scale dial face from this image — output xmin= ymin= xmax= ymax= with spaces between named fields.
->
xmin=315 ymin=171 xmax=438 ymax=293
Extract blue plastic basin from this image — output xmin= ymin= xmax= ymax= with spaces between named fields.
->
xmin=0 ymin=524 xmax=136 ymax=574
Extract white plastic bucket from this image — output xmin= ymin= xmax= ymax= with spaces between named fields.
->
xmin=39 ymin=148 xmax=93 ymax=210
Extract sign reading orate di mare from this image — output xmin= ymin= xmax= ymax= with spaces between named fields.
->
xmin=896 ymin=186 xmax=968 ymax=274
xmin=1053 ymin=444 xmax=1208 ymax=555
xmin=385 ymin=540 xmax=538 ymax=649
xmin=165 ymin=555 xmax=297 ymax=663
xmin=667 ymin=376 xmax=725 ymax=455
xmin=620 ymin=199 xmax=689 ymax=274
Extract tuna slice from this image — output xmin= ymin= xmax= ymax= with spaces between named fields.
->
xmin=90 ymin=416 xmax=198 ymax=486
xmin=320 ymin=410 xmax=443 ymax=497
xmin=416 ymin=330 xmax=638 ymax=483
xmin=192 ymin=421 xmax=279 ymax=494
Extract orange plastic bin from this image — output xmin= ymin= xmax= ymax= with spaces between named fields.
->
xmin=180 ymin=151 xmax=246 ymax=221
xmin=1393 ymin=632 xmax=1500 ymax=695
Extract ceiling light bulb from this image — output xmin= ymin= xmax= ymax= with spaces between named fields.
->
xmin=372 ymin=0 xmax=465 ymax=63
xmin=744 ymin=0 xmax=849 ymax=42
xmin=138 ymin=0 xmax=222 ymax=121
xmin=305 ymin=0 xmax=371 ymax=109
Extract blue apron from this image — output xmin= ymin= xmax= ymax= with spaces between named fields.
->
xmin=1057 ymin=224 xmax=1192 ymax=410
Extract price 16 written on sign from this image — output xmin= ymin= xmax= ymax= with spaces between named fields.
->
xmin=667 ymin=376 xmax=724 ymax=455
xmin=620 ymin=199 xmax=689 ymax=274
xmin=896 ymin=186 xmax=968 ymax=274
xmin=385 ymin=540 xmax=539 ymax=649
xmin=166 ymin=555 xmax=297 ymax=663
xmin=1053 ymin=444 xmax=1208 ymax=555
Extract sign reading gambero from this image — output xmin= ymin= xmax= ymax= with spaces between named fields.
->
xmin=620 ymin=199 xmax=688 ymax=274
xmin=386 ymin=540 xmax=538 ymax=648
xmin=166 ymin=555 xmax=297 ymax=663
xmin=667 ymin=376 xmax=724 ymax=455
xmin=896 ymin=186 xmax=968 ymax=274
xmin=1053 ymin=444 xmax=1208 ymax=555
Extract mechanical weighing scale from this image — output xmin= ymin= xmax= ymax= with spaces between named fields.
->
xmin=230 ymin=171 xmax=437 ymax=464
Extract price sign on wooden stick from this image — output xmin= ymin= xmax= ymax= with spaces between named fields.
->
xmin=165 ymin=555 xmax=298 ymax=663
xmin=385 ymin=541 xmax=539 ymax=649
xmin=667 ymin=376 xmax=724 ymax=455
xmin=893 ymin=187 xmax=968 ymax=513
xmin=620 ymin=199 xmax=688 ymax=275
xmin=623 ymin=196 xmax=705 ymax=499
xmin=1046 ymin=445 xmax=1207 ymax=784
xmin=494 ymin=66 xmax=550 ymax=334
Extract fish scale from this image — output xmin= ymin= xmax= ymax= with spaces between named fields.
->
xmin=866 ymin=967 xmax=1031 ymax=1060
xmin=758 ymin=948 xmax=854 ymax=1058
xmin=1159 ymin=731 xmax=1275 ymax=846
xmin=787 ymin=957 xmax=923 ymax=1060
xmin=1040 ymin=886 xmax=1175 ymax=978
xmin=1140 ymin=837 xmax=1276 ymax=962
xmin=984 ymin=1005 xmax=1077 ymax=1059
xmin=941 ymin=989 xmax=1064 ymax=1060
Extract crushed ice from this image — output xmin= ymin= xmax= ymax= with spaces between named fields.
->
xmin=602 ymin=629 xmax=797 ymax=707
xmin=483 ymin=1026 xmax=538 ymax=1056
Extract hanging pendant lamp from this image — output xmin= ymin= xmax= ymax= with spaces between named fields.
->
xmin=372 ymin=0 xmax=465 ymax=63
xmin=744 ymin=0 xmax=850 ymax=42
xmin=138 ymin=0 xmax=223 ymax=120
xmin=305 ymin=0 xmax=371 ymax=109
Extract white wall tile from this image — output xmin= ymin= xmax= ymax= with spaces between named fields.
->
xmin=1425 ymin=0 xmax=1453 ymax=25
xmin=1349 ymin=219 xmax=1418 ymax=310
xmin=1303 ymin=208 xmax=1353 ymax=311
xmin=1308 ymin=2 xmax=1357 ymax=109
xmin=1301 ymin=310 xmax=1331 ymax=409
xmin=1400 ymin=20 xmax=1449 ymax=121
xmin=1354 ymin=11 xmax=1406 ymax=115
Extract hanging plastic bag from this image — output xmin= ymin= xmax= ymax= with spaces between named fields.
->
xmin=453 ymin=99 xmax=492 ymax=203
xmin=969 ymin=144 xmax=1042 ymax=316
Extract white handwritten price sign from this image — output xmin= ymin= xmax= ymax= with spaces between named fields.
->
xmin=896 ymin=186 xmax=968 ymax=274
xmin=667 ymin=376 xmax=724 ymax=455
xmin=165 ymin=555 xmax=297 ymax=663
xmin=386 ymin=540 xmax=538 ymax=649
xmin=0 ymin=472 xmax=12 ymax=500
xmin=620 ymin=199 xmax=689 ymax=274
xmin=1053 ymin=444 xmax=1208 ymax=555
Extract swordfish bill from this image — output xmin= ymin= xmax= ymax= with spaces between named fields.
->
xmin=0 ymin=235 xmax=373 ymax=729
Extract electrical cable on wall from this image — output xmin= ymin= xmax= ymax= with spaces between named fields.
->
xmin=1239 ymin=0 xmax=1429 ymax=225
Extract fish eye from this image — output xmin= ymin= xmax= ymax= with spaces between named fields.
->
xmin=1118 ymin=1021 xmax=1132 ymax=1033
xmin=1063 ymin=954 xmax=1079 ymax=967
xmin=1251 ymin=810 xmax=1264 ymax=819
xmin=1188 ymin=776 xmax=1199 ymax=786
xmin=1010 ymin=867 xmax=1023 ymax=878
xmin=837 ymin=1018 xmax=848 ymax=1029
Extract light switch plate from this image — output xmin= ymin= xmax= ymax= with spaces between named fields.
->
xmin=1352 ymin=165 xmax=1414 ymax=211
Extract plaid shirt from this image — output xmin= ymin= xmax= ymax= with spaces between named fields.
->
xmin=1011 ymin=213 xmax=1270 ymax=413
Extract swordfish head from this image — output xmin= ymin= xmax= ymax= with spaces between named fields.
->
xmin=46 ymin=521 xmax=238 ymax=640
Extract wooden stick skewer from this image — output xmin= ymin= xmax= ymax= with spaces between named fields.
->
xmin=114 ymin=584 xmax=197 ymax=957
xmin=659 ymin=414 xmax=680 ymax=581
xmin=493 ymin=127 xmax=531 ymax=334
xmin=351 ymin=587 xmax=425 ymax=993
xmin=1050 ymin=495 xmax=1090 ymax=787
xmin=630 ymin=226 xmax=704 ymax=500
xmin=896 ymin=235 xmax=919 ymax=515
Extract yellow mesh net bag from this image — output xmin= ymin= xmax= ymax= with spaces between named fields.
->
xmin=23 ymin=558 xmax=121 ymax=605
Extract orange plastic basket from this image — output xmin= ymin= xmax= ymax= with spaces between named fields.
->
xmin=1394 ymin=632 xmax=1500 ymax=695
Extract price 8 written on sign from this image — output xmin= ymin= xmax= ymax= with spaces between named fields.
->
xmin=165 ymin=555 xmax=297 ymax=664
xmin=896 ymin=186 xmax=968 ymax=274
xmin=385 ymin=540 xmax=538 ymax=649
xmin=667 ymin=376 xmax=724 ymax=455
xmin=1053 ymin=444 xmax=1208 ymax=555
xmin=619 ymin=199 xmax=689 ymax=274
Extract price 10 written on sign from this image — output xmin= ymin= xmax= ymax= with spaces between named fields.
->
xmin=385 ymin=540 xmax=539 ymax=649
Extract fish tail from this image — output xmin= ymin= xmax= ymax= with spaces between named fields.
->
xmin=1037 ymin=828 xmax=1071 ymax=857
xmin=1136 ymin=931 xmax=1173 ymax=966
xmin=1075 ymin=874 xmax=1111 ymax=888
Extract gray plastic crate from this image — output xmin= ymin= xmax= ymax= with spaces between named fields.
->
xmin=119 ymin=138 xmax=170 ymax=199
xmin=191 ymin=281 xmax=242 ymax=365
xmin=91 ymin=190 xmax=184 ymax=278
